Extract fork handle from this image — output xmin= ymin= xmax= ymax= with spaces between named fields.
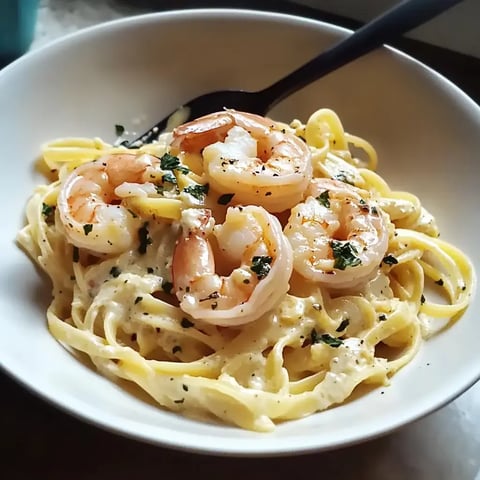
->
xmin=259 ymin=0 xmax=464 ymax=109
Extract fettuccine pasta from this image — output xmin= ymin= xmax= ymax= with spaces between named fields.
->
xmin=17 ymin=108 xmax=474 ymax=431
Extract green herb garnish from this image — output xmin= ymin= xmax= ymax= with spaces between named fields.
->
xmin=162 ymin=172 xmax=177 ymax=184
xmin=41 ymin=202 xmax=55 ymax=218
xmin=333 ymin=172 xmax=354 ymax=185
xmin=217 ymin=193 xmax=235 ymax=205
xmin=160 ymin=153 xmax=181 ymax=170
xmin=310 ymin=329 xmax=343 ymax=348
xmin=316 ymin=190 xmax=330 ymax=208
xmin=160 ymin=153 xmax=189 ymax=174
xmin=320 ymin=334 xmax=343 ymax=347
xmin=330 ymin=240 xmax=361 ymax=270
xmin=83 ymin=224 xmax=93 ymax=236
xmin=250 ymin=256 xmax=272 ymax=280
xmin=184 ymin=183 xmax=209 ymax=200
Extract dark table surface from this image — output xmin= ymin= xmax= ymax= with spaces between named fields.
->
xmin=3 ymin=1 xmax=480 ymax=479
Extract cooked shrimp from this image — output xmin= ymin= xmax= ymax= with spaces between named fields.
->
xmin=284 ymin=178 xmax=390 ymax=288
xmin=58 ymin=153 xmax=160 ymax=254
xmin=172 ymin=205 xmax=293 ymax=326
xmin=171 ymin=110 xmax=312 ymax=212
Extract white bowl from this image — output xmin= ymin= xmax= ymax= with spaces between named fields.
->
xmin=1 ymin=9 xmax=479 ymax=456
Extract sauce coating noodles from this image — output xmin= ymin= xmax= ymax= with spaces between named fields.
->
xmin=17 ymin=108 xmax=474 ymax=431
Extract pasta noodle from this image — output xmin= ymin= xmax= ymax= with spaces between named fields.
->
xmin=17 ymin=108 xmax=474 ymax=432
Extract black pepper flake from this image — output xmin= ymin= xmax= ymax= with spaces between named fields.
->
xmin=199 ymin=291 xmax=220 ymax=302
xmin=162 ymin=281 xmax=173 ymax=294
xmin=336 ymin=319 xmax=350 ymax=332
xmin=138 ymin=222 xmax=152 ymax=254
xmin=109 ymin=266 xmax=121 ymax=278
xmin=181 ymin=318 xmax=194 ymax=328
xmin=217 ymin=193 xmax=235 ymax=205
xmin=182 ymin=384 xmax=189 ymax=392
xmin=172 ymin=345 xmax=182 ymax=354
xmin=147 ymin=267 xmax=154 ymax=274
xmin=72 ymin=246 xmax=79 ymax=263
xmin=420 ymin=294 xmax=426 ymax=305
xmin=115 ymin=124 xmax=125 ymax=137
xmin=435 ymin=279 xmax=444 ymax=286
xmin=130 ymin=333 xmax=137 ymax=341
xmin=134 ymin=296 xmax=143 ymax=304
xmin=174 ymin=399 xmax=185 ymax=404
xmin=382 ymin=254 xmax=399 ymax=265
xmin=378 ymin=314 xmax=387 ymax=321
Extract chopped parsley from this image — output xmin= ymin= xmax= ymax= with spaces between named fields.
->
xmin=109 ymin=266 xmax=121 ymax=278
xmin=330 ymin=240 xmax=361 ymax=270
xmin=310 ymin=329 xmax=343 ymax=348
xmin=181 ymin=318 xmax=194 ymax=328
xmin=83 ymin=224 xmax=93 ymax=236
xmin=138 ymin=222 xmax=152 ymax=254
xmin=160 ymin=153 xmax=189 ymax=174
xmin=162 ymin=172 xmax=177 ymax=184
xmin=250 ymin=256 xmax=272 ymax=280
xmin=41 ymin=202 xmax=55 ymax=218
xmin=336 ymin=319 xmax=350 ymax=332
xmin=217 ymin=193 xmax=235 ymax=205
xmin=333 ymin=172 xmax=354 ymax=185
xmin=382 ymin=254 xmax=399 ymax=265
xmin=115 ymin=124 xmax=125 ymax=137
xmin=162 ymin=281 xmax=173 ymax=294
xmin=316 ymin=190 xmax=330 ymax=208
xmin=184 ymin=183 xmax=209 ymax=200
xmin=160 ymin=153 xmax=180 ymax=170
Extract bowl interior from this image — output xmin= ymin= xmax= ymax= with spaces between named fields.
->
xmin=0 ymin=9 xmax=479 ymax=455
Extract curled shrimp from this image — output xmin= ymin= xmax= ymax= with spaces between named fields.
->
xmin=284 ymin=178 xmax=390 ymax=288
xmin=170 ymin=110 xmax=312 ymax=212
xmin=58 ymin=153 xmax=160 ymax=254
xmin=172 ymin=205 xmax=293 ymax=326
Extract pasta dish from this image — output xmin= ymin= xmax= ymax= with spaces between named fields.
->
xmin=17 ymin=108 xmax=474 ymax=432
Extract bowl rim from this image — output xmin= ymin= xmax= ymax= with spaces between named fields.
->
xmin=1 ymin=8 xmax=479 ymax=457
